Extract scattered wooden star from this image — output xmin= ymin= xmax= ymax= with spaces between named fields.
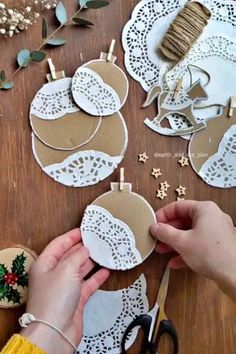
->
xmin=177 ymin=197 xmax=185 ymax=201
xmin=176 ymin=185 xmax=186 ymax=196
xmin=160 ymin=181 xmax=170 ymax=192
xmin=151 ymin=168 xmax=162 ymax=178
xmin=156 ymin=189 xmax=167 ymax=200
xmin=178 ymin=156 xmax=189 ymax=167
xmin=138 ymin=152 xmax=149 ymax=163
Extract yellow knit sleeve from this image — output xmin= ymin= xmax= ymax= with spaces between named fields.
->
xmin=0 ymin=334 xmax=46 ymax=354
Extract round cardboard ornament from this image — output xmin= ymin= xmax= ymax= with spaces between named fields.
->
xmin=189 ymin=105 xmax=236 ymax=188
xmin=72 ymin=40 xmax=129 ymax=117
xmin=81 ymin=171 xmax=156 ymax=270
xmin=0 ymin=246 xmax=37 ymax=309
xmin=32 ymin=112 xmax=128 ymax=187
xmin=30 ymin=77 xmax=102 ymax=151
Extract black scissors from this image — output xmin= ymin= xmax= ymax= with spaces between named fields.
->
xmin=121 ymin=266 xmax=179 ymax=354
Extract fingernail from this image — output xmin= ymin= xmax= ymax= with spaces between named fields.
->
xmin=150 ymin=223 xmax=159 ymax=235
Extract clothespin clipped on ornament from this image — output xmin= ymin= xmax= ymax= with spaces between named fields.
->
xmin=100 ymin=39 xmax=117 ymax=63
xmin=119 ymin=167 xmax=125 ymax=191
xmin=228 ymin=96 xmax=236 ymax=117
xmin=47 ymin=58 xmax=65 ymax=81
xmin=172 ymin=78 xmax=183 ymax=101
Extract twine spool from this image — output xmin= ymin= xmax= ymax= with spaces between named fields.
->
xmin=159 ymin=1 xmax=211 ymax=62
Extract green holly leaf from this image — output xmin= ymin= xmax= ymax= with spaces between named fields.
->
xmin=73 ymin=17 xmax=94 ymax=26
xmin=55 ymin=2 xmax=68 ymax=25
xmin=6 ymin=287 xmax=21 ymax=304
xmin=42 ymin=17 xmax=48 ymax=39
xmin=17 ymin=49 xmax=31 ymax=68
xmin=30 ymin=51 xmax=46 ymax=62
xmin=46 ymin=38 xmax=66 ymax=46
xmin=0 ymin=264 xmax=8 ymax=279
xmin=86 ymin=0 xmax=110 ymax=9
xmin=0 ymin=285 xmax=9 ymax=301
xmin=17 ymin=273 xmax=29 ymax=288
xmin=11 ymin=252 xmax=26 ymax=276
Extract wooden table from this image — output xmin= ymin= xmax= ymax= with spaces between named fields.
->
xmin=0 ymin=1 xmax=235 ymax=352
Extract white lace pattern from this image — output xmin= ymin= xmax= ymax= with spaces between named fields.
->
xmin=81 ymin=205 xmax=142 ymax=270
xmin=30 ymin=78 xmax=79 ymax=120
xmin=72 ymin=68 xmax=121 ymax=116
xmin=77 ymin=274 xmax=149 ymax=354
xmin=196 ymin=124 xmax=236 ymax=188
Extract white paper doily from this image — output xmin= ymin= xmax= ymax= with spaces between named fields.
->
xmin=72 ymin=68 xmax=121 ymax=117
xmin=81 ymin=205 xmax=142 ymax=270
xmin=122 ymin=0 xmax=236 ymax=137
xmin=30 ymin=77 xmax=79 ymax=120
xmin=190 ymin=124 xmax=236 ymax=188
xmin=77 ymin=274 xmax=150 ymax=354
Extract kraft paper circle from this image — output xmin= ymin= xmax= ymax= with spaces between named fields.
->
xmin=0 ymin=246 xmax=37 ymax=309
xmin=72 ymin=59 xmax=129 ymax=117
xmin=189 ymin=107 xmax=236 ymax=188
xmin=30 ymin=77 xmax=102 ymax=150
xmin=32 ymin=112 xmax=128 ymax=187
xmin=30 ymin=111 xmax=102 ymax=151
xmin=81 ymin=183 xmax=156 ymax=270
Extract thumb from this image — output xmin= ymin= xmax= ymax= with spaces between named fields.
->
xmin=150 ymin=223 xmax=186 ymax=253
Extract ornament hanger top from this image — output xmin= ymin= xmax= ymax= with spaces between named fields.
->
xmin=100 ymin=39 xmax=117 ymax=63
xmin=47 ymin=58 xmax=65 ymax=81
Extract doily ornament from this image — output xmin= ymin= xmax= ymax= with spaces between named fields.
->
xmin=0 ymin=247 xmax=37 ymax=309
xmin=77 ymin=274 xmax=150 ymax=354
xmin=32 ymin=112 xmax=128 ymax=187
xmin=30 ymin=77 xmax=101 ymax=151
xmin=122 ymin=0 xmax=236 ymax=138
xmin=81 ymin=175 xmax=156 ymax=270
xmin=72 ymin=40 xmax=129 ymax=117
xmin=189 ymin=106 xmax=236 ymax=188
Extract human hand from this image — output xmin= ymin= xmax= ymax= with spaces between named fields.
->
xmin=21 ymin=228 xmax=110 ymax=354
xmin=150 ymin=201 xmax=236 ymax=300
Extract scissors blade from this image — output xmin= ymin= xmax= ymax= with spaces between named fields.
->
xmin=155 ymin=266 xmax=170 ymax=309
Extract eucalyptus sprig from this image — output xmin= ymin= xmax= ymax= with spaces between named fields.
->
xmin=0 ymin=0 xmax=110 ymax=91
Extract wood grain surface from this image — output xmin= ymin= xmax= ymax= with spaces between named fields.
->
xmin=0 ymin=1 xmax=235 ymax=353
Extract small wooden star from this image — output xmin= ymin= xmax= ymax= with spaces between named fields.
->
xmin=177 ymin=197 xmax=185 ymax=201
xmin=178 ymin=156 xmax=189 ymax=167
xmin=151 ymin=168 xmax=162 ymax=179
xmin=138 ymin=152 xmax=149 ymax=163
xmin=156 ymin=189 xmax=167 ymax=200
xmin=160 ymin=181 xmax=170 ymax=192
xmin=176 ymin=185 xmax=186 ymax=196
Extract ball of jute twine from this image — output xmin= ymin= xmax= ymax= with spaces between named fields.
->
xmin=159 ymin=1 xmax=211 ymax=62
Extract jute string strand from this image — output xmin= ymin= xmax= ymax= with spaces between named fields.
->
xmin=159 ymin=1 xmax=211 ymax=61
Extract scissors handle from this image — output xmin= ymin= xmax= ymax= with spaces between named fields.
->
xmin=121 ymin=314 xmax=153 ymax=354
xmin=156 ymin=319 xmax=179 ymax=354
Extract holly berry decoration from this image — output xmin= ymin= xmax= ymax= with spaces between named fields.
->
xmin=0 ymin=252 xmax=29 ymax=305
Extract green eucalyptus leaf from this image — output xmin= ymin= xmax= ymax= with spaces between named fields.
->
xmin=0 ymin=70 xmax=6 ymax=82
xmin=79 ymin=0 xmax=88 ymax=7
xmin=73 ymin=17 xmax=94 ymax=26
xmin=17 ymin=49 xmax=31 ymax=68
xmin=56 ymin=2 xmax=68 ymax=25
xmin=42 ymin=17 xmax=48 ymax=39
xmin=30 ymin=51 xmax=46 ymax=62
xmin=46 ymin=38 xmax=66 ymax=46
xmin=1 ymin=82 xmax=14 ymax=90
xmin=86 ymin=0 xmax=109 ymax=9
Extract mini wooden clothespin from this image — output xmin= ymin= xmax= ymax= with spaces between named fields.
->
xmin=172 ymin=78 xmax=183 ymax=100
xmin=46 ymin=58 xmax=65 ymax=82
xmin=119 ymin=167 xmax=125 ymax=191
xmin=228 ymin=96 xmax=236 ymax=117
xmin=100 ymin=39 xmax=117 ymax=63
